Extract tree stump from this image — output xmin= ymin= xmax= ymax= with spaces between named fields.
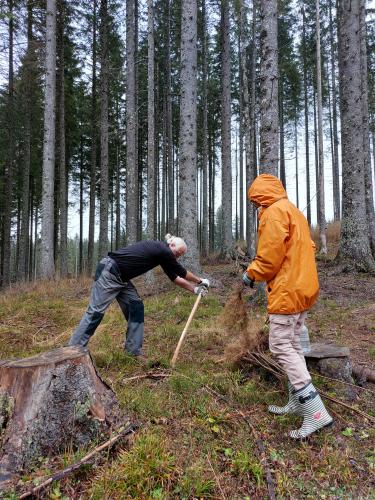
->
xmin=0 ymin=346 xmax=126 ymax=486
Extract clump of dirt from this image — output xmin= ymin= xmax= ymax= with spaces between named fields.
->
xmin=221 ymin=285 xmax=268 ymax=365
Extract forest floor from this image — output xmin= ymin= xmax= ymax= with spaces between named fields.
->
xmin=0 ymin=257 xmax=374 ymax=499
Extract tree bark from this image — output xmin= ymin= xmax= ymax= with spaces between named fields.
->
xmin=58 ymin=0 xmax=68 ymax=276
xmin=302 ymin=6 xmax=311 ymax=226
xmin=336 ymin=0 xmax=375 ymax=272
xmin=359 ymin=0 xmax=375 ymax=256
xmin=18 ymin=0 xmax=34 ymax=282
xmin=259 ymin=0 xmax=278 ymax=176
xmin=329 ymin=0 xmax=341 ymax=221
xmin=98 ymin=0 xmax=109 ymax=258
xmin=220 ymin=0 xmax=233 ymax=257
xmin=88 ymin=0 xmax=98 ymax=275
xmin=201 ymin=0 xmax=209 ymax=256
xmin=126 ymin=0 xmax=138 ymax=244
xmin=0 ymin=347 xmax=125 ymax=484
xmin=1 ymin=0 xmax=15 ymax=287
xmin=179 ymin=0 xmax=200 ymax=272
xmin=245 ymin=0 xmax=257 ymax=258
xmin=41 ymin=0 xmax=57 ymax=279
xmin=316 ymin=0 xmax=327 ymax=254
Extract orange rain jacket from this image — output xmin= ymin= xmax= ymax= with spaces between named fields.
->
xmin=245 ymin=174 xmax=319 ymax=314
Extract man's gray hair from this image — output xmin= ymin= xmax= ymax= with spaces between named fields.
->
xmin=165 ymin=233 xmax=187 ymax=253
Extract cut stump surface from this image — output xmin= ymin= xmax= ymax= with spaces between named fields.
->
xmin=0 ymin=346 xmax=125 ymax=486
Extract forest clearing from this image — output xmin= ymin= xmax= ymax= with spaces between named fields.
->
xmin=1 ymin=0 xmax=375 ymax=497
xmin=0 ymin=247 xmax=374 ymax=498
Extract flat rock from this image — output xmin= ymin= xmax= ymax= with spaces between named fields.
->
xmin=305 ymin=342 xmax=350 ymax=359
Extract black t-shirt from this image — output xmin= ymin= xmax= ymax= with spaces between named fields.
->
xmin=108 ymin=240 xmax=187 ymax=282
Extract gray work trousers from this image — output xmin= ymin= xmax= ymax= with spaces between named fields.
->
xmin=69 ymin=257 xmax=144 ymax=355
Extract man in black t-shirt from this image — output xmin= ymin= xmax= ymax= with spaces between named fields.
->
xmin=69 ymin=234 xmax=209 ymax=359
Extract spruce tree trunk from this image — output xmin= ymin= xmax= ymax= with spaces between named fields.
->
xmin=41 ymin=0 xmax=57 ymax=279
xmin=359 ymin=0 xmax=375 ymax=256
xmin=98 ymin=0 xmax=109 ymax=258
xmin=179 ymin=0 xmax=200 ymax=272
xmin=220 ymin=0 xmax=233 ymax=257
xmin=165 ymin=0 xmax=174 ymax=233
xmin=242 ymin=0 xmax=257 ymax=258
xmin=18 ymin=1 xmax=34 ymax=282
xmin=294 ymin=115 xmax=299 ymax=208
xmin=147 ymin=0 xmax=155 ymax=241
xmin=2 ymin=0 xmax=14 ymax=286
xmin=336 ymin=0 xmax=375 ymax=272
xmin=329 ymin=0 xmax=341 ymax=221
xmin=126 ymin=0 xmax=138 ymax=244
xmin=302 ymin=6 xmax=311 ymax=226
xmin=88 ymin=0 xmax=97 ymax=274
xmin=316 ymin=0 xmax=327 ymax=254
xmin=238 ymin=13 xmax=244 ymax=242
xmin=259 ymin=0 xmax=278 ymax=176
xmin=279 ymin=83 xmax=286 ymax=187
xmin=201 ymin=0 xmax=209 ymax=256
xmin=58 ymin=0 xmax=68 ymax=276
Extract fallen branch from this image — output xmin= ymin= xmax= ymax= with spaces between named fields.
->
xmin=310 ymin=370 xmax=375 ymax=394
xmin=319 ymin=391 xmax=375 ymax=425
xmin=121 ymin=370 xmax=171 ymax=384
xmin=19 ymin=422 xmax=140 ymax=499
xmin=352 ymin=365 xmax=375 ymax=385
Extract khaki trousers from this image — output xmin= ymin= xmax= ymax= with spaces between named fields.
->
xmin=269 ymin=311 xmax=311 ymax=390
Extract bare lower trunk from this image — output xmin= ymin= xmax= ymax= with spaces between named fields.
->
xmin=336 ymin=0 xmax=375 ymax=272
xmin=98 ymin=0 xmax=109 ymax=258
xmin=329 ymin=0 xmax=340 ymax=221
xmin=88 ymin=0 xmax=97 ymax=274
xmin=41 ymin=0 xmax=57 ymax=279
xmin=316 ymin=0 xmax=327 ymax=254
xmin=220 ymin=0 xmax=233 ymax=257
xmin=359 ymin=0 xmax=375 ymax=256
xmin=179 ymin=0 xmax=200 ymax=273
xmin=245 ymin=0 xmax=257 ymax=258
xmin=18 ymin=0 xmax=34 ymax=282
xmin=126 ymin=0 xmax=138 ymax=244
xmin=302 ymin=7 xmax=311 ymax=226
xmin=201 ymin=0 xmax=209 ymax=256
xmin=58 ymin=0 xmax=68 ymax=276
xmin=259 ymin=0 xmax=278 ymax=176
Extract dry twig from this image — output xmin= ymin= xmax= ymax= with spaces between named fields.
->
xmin=19 ymin=422 xmax=140 ymax=499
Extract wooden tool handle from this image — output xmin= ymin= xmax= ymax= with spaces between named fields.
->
xmin=170 ymin=292 xmax=202 ymax=368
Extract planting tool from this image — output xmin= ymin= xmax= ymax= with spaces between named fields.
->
xmin=171 ymin=291 xmax=203 ymax=368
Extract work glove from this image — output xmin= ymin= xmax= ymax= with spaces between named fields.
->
xmin=194 ymin=285 xmax=208 ymax=296
xmin=242 ymin=271 xmax=254 ymax=288
xmin=199 ymin=278 xmax=210 ymax=288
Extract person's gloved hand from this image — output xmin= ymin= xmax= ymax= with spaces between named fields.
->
xmin=199 ymin=278 xmax=210 ymax=288
xmin=194 ymin=285 xmax=208 ymax=296
xmin=242 ymin=271 xmax=254 ymax=288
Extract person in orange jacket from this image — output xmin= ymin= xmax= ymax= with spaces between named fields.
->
xmin=243 ymin=174 xmax=333 ymax=439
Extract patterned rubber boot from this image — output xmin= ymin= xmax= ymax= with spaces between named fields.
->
xmin=268 ymin=382 xmax=301 ymax=416
xmin=290 ymin=382 xmax=333 ymax=439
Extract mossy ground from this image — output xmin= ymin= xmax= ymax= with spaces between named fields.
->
xmin=0 ymin=263 xmax=374 ymax=499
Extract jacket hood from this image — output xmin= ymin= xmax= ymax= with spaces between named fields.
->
xmin=247 ymin=174 xmax=287 ymax=207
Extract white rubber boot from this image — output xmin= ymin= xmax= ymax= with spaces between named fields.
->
xmin=290 ymin=382 xmax=333 ymax=439
xmin=268 ymin=382 xmax=301 ymax=416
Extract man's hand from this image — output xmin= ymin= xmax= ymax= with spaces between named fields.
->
xmin=194 ymin=285 xmax=208 ymax=296
xmin=199 ymin=278 xmax=210 ymax=288
xmin=242 ymin=271 xmax=254 ymax=288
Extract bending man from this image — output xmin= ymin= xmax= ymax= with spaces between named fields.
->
xmin=69 ymin=234 xmax=209 ymax=359
xmin=243 ymin=174 xmax=333 ymax=439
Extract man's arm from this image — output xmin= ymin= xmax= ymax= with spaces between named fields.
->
xmin=174 ymin=271 xmax=207 ymax=293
